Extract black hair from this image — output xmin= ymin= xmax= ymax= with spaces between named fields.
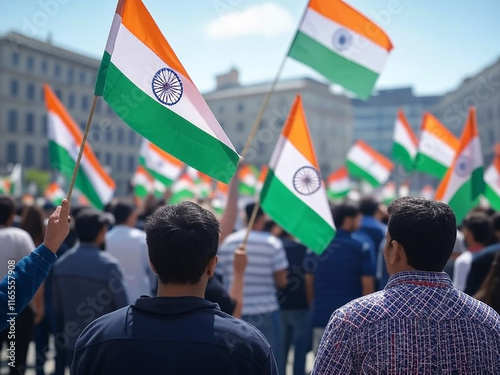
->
xmin=332 ymin=200 xmax=360 ymax=228
xmin=74 ymin=209 xmax=107 ymax=243
xmin=245 ymin=202 xmax=264 ymax=224
xmin=462 ymin=213 xmax=494 ymax=246
xmin=144 ymin=201 xmax=220 ymax=285
xmin=111 ymin=199 xmax=135 ymax=225
xmin=359 ymin=197 xmax=380 ymax=217
xmin=387 ymin=197 xmax=457 ymax=272
xmin=0 ymin=196 xmax=15 ymax=225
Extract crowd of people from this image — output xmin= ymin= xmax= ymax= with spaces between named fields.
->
xmin=1 ymin=178 xmax=500 ymax=373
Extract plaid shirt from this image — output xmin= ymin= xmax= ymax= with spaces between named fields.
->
xmin=313 ymin=271 xmax=500 ymax=374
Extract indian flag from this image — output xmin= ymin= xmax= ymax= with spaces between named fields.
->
xmin=96 ymin=0 xmax=239 ymax=183
xmin=484 ymin=157 xmax=500 ymax=211
xmin=380 ymin=181 xmax=396 ymax=205
xmin=288 ymin=0 xmax=393 ymax=99
xmin=346 ymin=140 xmax=393 ymax=187
xmin=435 ymin=107 xmax=484 ymax=224
xmin=0 ymin=177 xmax=9 ymax=194
xmin=239 ymin=165 xmax=259 ymax=196
xmin=327 ymin=166 xmax=350 ymax=200
xmin=44 ymin=84 xmax=115 ymax=209
xmin=44 ymin=183 xmax=65 ymax=206
xmin=139 ymin=138 xmax=183 ymax=187
xmin=169 ymin=174 xmax=196 ymax=204
xmin=415 ymin=113 xmax=459 ymax=178
xmin=260 ymin=95 xmax=335 ymax=254
xmin=212 ymin=181 xmax=228 ymax=216
xmin=420 ymin=185 xmax=435 ymax=200
xmin=132 ymin=166 xmax=153 ymax=198
xmin=187 ymin=166 xmax=213 ymax=199
xmin=392 ymin=109 xmax=418 ymax=172
xmin=256 ymin=166 xmax=269 ymax=194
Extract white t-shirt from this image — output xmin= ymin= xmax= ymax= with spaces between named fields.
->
xmin=0 ymin=227 xmax=35 ymax=277
xmin=453 ymin=251 xmax=473 ymax=291
xmin=106 ymin=225 xmax=156 ymax=303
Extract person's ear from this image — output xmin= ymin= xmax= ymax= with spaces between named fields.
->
xmin=389 ymin=240 xmax=405 ymax=265
xmin=206 ymin=255 xmax=218 ymax=278
xmin=149 ymin=262 xmax=157 ymax=274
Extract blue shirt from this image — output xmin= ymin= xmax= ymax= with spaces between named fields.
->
xmin=305 ymin=229 xmax=374 ymax=328
xmin=72 ymin=296 xmax=278 ymax=375
xmin=0 ymin=244 xmax=56 ymax=330
xmin=313 ymin=271 xmax=500 ymax=374
xmin=278 ymin=238 xmax=308 ymax=311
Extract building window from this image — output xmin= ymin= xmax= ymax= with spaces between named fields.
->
xmin=105 ymin=153 xmax=112 ymax=166
xmin=117 ymin=128 xmax=124 ymax=144
xmin=116 ymin=154 xmax=123 ymax=172
xmin=41 ymin=146 xmax=49 ymax=169
xmin=42 ymin=115 xmax=48 ymax=135
xmin=7 ymin=143 xmax=17 ymax=164
xmin=79 ymin=71 xmax=86 ymax=83
xmin=68 ymin=93 xmax=75 ymax=109
xmin=24 ymin=144 xmax=35 ymax=167
xmin=25 ymin=113 xmax=35 ymax=134
xmin=27 ymin=83 xmax=36 ymax=101
xmin=41 ymin=60 xmax=48 ymax=73
xmin=54 ymin=64 xmax=61 ymax=78
xmin=105 ymin=130 xmax=113 ymax=144
xmin=80 ymin=121 xmax=86 ymax=131
xmin=128 ymin=155 xmax=135 ymax=173
xmin=128 ymin=130 xmax=135 ymax=146
xmin=237 ymin=103 xmax=244 ymax=113
xmin=81 ymin=96 xmax=89 ymax=111
xmin=7 ymin=110 xmax=18 ymax=133
xmin=237 ymin=121 xmax=245 ymax=132
xmin=67 ymin=68 xmax=74 ymax=84
xmin=12 ymin=52 xmax=20 ymax=66
xmin=10 ymin=80 xmax=18 ymax=96
xmin=26 ymin=56 xmax=35 ymax=70
xmin=94 ymin=151 xmax=101 ymax=161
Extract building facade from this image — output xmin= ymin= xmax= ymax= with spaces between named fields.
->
xmin=433 ymin=57 xmax=500 ymax=166
xmin=204 ymin=69 xmax=353 ymax=175
xmin=0 ymin=32 xmax=139 ymax=196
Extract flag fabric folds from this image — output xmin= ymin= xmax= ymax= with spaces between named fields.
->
xmin=415 ymin=113 xmax=459 ymax=178
xmin=169 ymin=174 xmax=196 ymax=204
xmin=288 ymin=0 xmax=393 ymax=99
xmin=392 ymin=110 xmax=418 ymax=172
xmin=260 ymin=95 xmax=335 ymax=254
xmin=44 ymin=84 xmax=115 ymax=209
xmin=326 ymin=166 xmax=350 ymax=200
xmin=132 ymin=166 xmax=154 ymax=198
xmin=139 ymin=138 xmax=183 ymax=187
xmin=435 ymin=108 xmax=484 ymax=224
xmin=346 ymin=140 xmax=393 ymax=187
xmin=95 ymin=0 xmax=240 ymax=183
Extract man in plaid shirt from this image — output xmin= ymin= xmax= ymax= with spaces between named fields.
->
xmin=313 ymin=197 xmax=500 ymax=374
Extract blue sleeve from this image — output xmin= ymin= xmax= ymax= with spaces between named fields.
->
xmin=0 ymin=244 xmax=57 ymax=330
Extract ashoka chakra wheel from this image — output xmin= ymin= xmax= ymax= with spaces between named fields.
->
xmin=152 ymin=68 xmax=183 ymax=106
xmin=293 ymin=166 xmax=321 ymax=195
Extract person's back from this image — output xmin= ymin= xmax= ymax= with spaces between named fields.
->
xmin=72 ymin=201 xmax=277 ymax=375
xmin=313 ymin=197 xmax=500 ymax=374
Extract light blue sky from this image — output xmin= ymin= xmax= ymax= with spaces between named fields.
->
xmin=1 ymin=0 xmax=499 ymax=96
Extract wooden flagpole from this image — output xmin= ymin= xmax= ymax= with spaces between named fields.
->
xmin=66 ymin=95 xmax=99 ymax=202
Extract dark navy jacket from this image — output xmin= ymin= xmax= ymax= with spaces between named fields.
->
xmin=71 ymin=296 xmax=278 ymax=375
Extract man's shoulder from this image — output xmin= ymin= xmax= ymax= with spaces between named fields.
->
xmin=107 ymin=226 xmax=146 ymax=241
xmin=457 ymin=291 xmax=500 ymax=329
xmin=0 ymin=227 xmax=33 ymax=243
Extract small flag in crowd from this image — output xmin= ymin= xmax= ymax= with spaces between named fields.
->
xmin=0 ymin=177 xmax=9 ymax=194
xmin=132 ymin=166 xmax=154 ymax=198
xmin=288 ymin=0 xmax=393 ymax=99
xmin=9 ymin=164 xmax=22 ymax=196
xmin=44 ymin=182 xmax=65 ymax=206
xmin=392 ymin=110 xmax=418 ymax=172
xmin=256 ymin=166 xmax=269 ymax=195
xmin=346 ymin=140 xmax=393 ymax=187
xmin=44 ymin=84 xmax=115 ymax=209
xmin=380 ymin=181 xmax=397 ymax=205
xmin=420 ymin=185 xmax=435 ymax=200
xmin=212 ymin=181 xmax=228 ymax=216
xmin=139 ymin=138 xmax=183 ymax=187
xmin=169 ymin=174 xmax=196 ymax=205
xmin=415 ymin=113 xmax=459 ymax=178
xmin=435 ymin=108 xmax=484 ymax=224
xmin=186 ymin=166 xmax=213 ymax=199
xmin=238 ymin=165 xmax=259 ymax=196
xmin=326 ymin=166 xmax=350 ymax=200
xmin=95 ymin=0 xmax=240 ymax=183
xmin=484 ymin=156 xmax=500 ymax=211
xmin=260 ymin=95 xmax=335 ymax=254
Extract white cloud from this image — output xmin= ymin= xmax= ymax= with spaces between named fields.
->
xmin=206 ymin=3 xmax=295 ymax=40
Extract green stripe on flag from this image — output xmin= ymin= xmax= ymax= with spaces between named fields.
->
xmin=95 ymin=52 xmax=112 ymax=96
xmin=346 ymin=161 xmax=380 ymax=187
xmin=471 ymin=167 xmax=484 ymax=201
xmin=414 ymin=153 xmax=447 ymax=178
xmin=485 ymin=184 xmax=500 ymax=211
xmin=261 ymin=170 xmax=335 ymax=254
xmin=49 ymin=141 xmax=103 ymax=209
xmin=103 ymin=61 xmax=239 ymax=183
xmin=327 ymin=190 xmax=349 ymax=201
xmin=289 ymin=32 xmax=379 ymax=100
xmin=447 ymin=178 xmax=482 ymax=225
xmin=393 ymin=142 xmax=415 ymax=172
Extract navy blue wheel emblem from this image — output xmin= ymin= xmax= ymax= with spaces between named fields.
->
xmin=332 ymin=28 xmax=352 ymax=52
xmin=455 ymin=155 xmax=471 ymax=177
xmin=152 ymin=68 xmax=183 ymax=106
xmin=293 ymin=166 xmax=321 ymax=195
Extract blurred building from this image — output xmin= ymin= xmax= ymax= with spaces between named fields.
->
xmin=0 ymin=32 xmax=139 ymax=195
xmin=433 ymin=57 xmax=500 ymax=166
xmin=204 ymin=68 xmax=353 ymax=174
